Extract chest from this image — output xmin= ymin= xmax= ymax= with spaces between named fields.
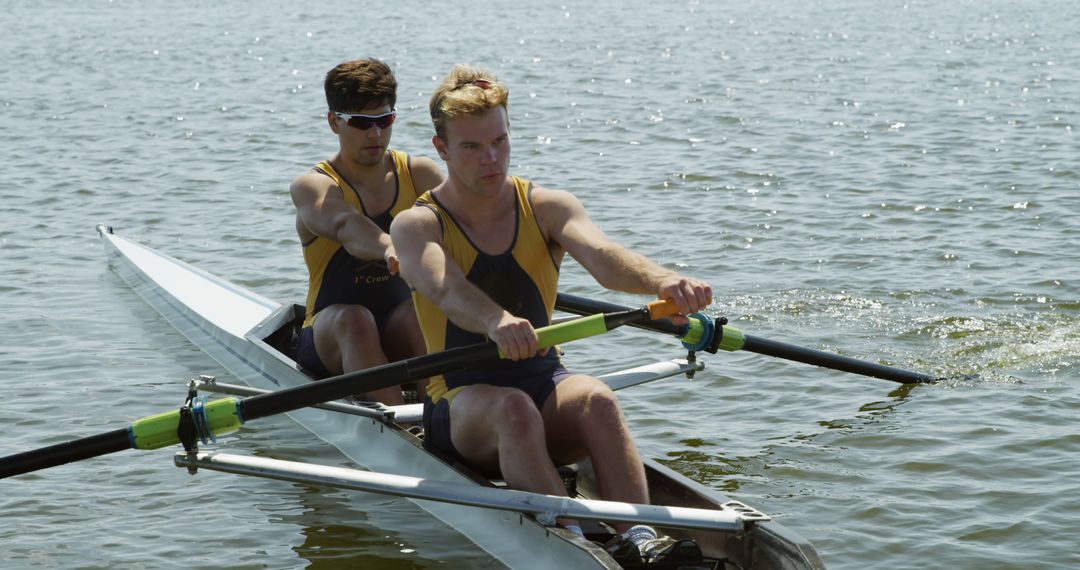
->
xmin=350 ymin=172 xmax=400 ymax=218
xmin=455 ymin=213 xmax=518 ymax=255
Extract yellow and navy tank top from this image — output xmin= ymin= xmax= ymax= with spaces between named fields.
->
xmin=413 ymin=176 xmax=561 ymax=401
xmin=301 ymin=150 xmax=418 ymax=328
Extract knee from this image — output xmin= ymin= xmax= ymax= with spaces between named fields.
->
xmin=498 ymin=390 xmax=544 ymax=438
xmin=390 ymin=301 xmax=419 ymax=328
xmin=386 ymin=303 xmax=422 ymax=340
xmin=583 ymin=386 xmax=623 ymax=425
xmin=330 ymin=306 xmax=378 ymax=342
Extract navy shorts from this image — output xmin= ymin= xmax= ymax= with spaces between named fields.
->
xmin=296 ymin=325 xmax=333 ymax=379
xmin=295 ymin=297 xmax=409 ymax=380
xmin=423 ymin=365 xmax=576 ymax=465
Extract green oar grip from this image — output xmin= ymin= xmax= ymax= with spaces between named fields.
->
xmin=496 ymin=313 xmax=609 ymax=359
xmin=129 ymin=398 xmax=242 ymax=450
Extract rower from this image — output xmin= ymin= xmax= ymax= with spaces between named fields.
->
xmin=289 ymin=58 xmax=444 ymax=404
xmin=390 ymin=64 xmax=712 ymax=559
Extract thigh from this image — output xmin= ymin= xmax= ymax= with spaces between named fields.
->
xmin=446 ymin=384 xmax=532 ymax=472
xmin=310 ymin=304 xmax=377 ymax=376
xmin=541 ymin=374 xmax=614 ymax=463
xmin=380 ymin=299 xmax=425 ymax=361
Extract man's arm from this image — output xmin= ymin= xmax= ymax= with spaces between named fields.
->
xmin=380 ymin=156 xmax=443 ymax=274
xmin=390 ymin=206 xmax=539 ymax=360
xmin=290 ymin=172 xmax=392 ymax=262
xmin=533 ymin=186 xmax=712 ymax=316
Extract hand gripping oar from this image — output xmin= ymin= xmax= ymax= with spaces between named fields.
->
xmin=0 ymin=299 xmax=680 ymax=479
xmin=556 ymin=293 xmax=937 ymax=385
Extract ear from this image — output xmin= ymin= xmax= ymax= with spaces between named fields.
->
xmin=432 ymin=135 xmax=449 ymax=161
xmin=328 ymin=111 xmax=340 ymax=134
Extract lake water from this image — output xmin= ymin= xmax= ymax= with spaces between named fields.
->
xmin=2 ymin=0 xmax=1077 ymax=568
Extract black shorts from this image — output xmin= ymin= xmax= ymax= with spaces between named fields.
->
xmin=295 ymin=296 xmax=410 ymax=380
xmin=423 ymin=365 xmax=576 ymax=464
xmin=296 ymin=325 xmax=333 ymax=379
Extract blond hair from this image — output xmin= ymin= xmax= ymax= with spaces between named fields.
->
xmin=429 ymin=64 xmax=509 ymax=140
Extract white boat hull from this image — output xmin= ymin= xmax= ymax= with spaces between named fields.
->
xmin=98 ymin=225 xmax=825 ymax=570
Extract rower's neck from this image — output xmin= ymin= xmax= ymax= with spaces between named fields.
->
xmin=330 ymin=151 xmax=390 ymax=191
xmin=438 ymin=178 xmax=515 ymax=227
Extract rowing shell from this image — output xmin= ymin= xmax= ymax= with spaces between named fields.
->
xmin=97 ymin=225 xmax=825 ymax=570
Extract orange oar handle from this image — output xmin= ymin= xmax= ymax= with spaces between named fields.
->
xmin=646 ymin=297 xmax=714 ymax=320
xmin=647 ymin=299 xmax=681 ymax=320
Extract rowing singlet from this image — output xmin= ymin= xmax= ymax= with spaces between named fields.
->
xmin=413 ymin=177 xmax=562 ymax=402
xmin=301 ymin=150 xmax=419 ymax=329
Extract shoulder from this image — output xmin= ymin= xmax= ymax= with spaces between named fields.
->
xmin=526 ymin=184 xmax=591 ymax=243
xmin=529 ymin=184 xmax=586 ymax=219
xmin=392 ymin=197 xmax=440 ymax=229
xmin=408 ymin=154 xmax=441 ymax=173
xmin=390 ymin=202 xmax=442 ymax=249
xmin=290 ymin=168 xmax=335 ymax=201
xmin=405 ymin=155 xmax=445 ymax=193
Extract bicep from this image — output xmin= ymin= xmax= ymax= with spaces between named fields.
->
xmin=391 ymin=210 xmax=451 ymax=296
xmin=291 ymin=177 xmax=352 ymax=239
xmin=538 ymin=188 xmax=614 ymax=266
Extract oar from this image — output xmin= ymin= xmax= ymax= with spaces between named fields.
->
xmin=556 ymin=293 xmax=937 ymax=384
xmin=0 ymin=299 xmax=680 ymax=479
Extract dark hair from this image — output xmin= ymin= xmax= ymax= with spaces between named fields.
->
xmin=324 ymin=58 xmax=397 ymax=112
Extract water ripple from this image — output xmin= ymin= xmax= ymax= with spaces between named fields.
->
xmin=2 ymin=1 xmax=1079 ymax=569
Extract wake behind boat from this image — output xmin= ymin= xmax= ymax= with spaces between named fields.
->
xmin=95 ymin=225 xmax=825 ymax=569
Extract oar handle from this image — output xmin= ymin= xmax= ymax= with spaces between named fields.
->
xmin=557 ymin=293 xmax=685 ymax=335
xmin=527 ymin=314 xmax=609 ymax=355
xmin=647 ymin=299 xmax=681 ymax=319
xmin=499 ymin=304 xmax=676 ymax=358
